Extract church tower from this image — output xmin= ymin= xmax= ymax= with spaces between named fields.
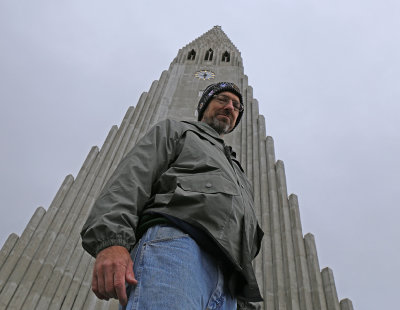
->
xmin=0 ymin=26 xmax=353 ymax=310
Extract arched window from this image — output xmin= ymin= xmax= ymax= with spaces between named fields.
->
xmin=187 ymin=49 xmax=196 ymax=60
xmin=222 ymin=51 xmax=230 ymax=62
xmin=204 ymin=48 xmax=213 ymax=61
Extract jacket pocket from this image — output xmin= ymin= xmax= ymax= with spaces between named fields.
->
xmin=177 ymin=172 xmax=239 ymax=196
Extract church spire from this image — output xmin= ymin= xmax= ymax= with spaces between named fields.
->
xmin=173 ymin=26 xmax=243 ymax=67
xmin=185 ymin=25 xmax=240 ymax=52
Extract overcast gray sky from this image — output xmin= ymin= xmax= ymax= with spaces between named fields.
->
xmin=1 ymin=1 xmax=399 ymax=309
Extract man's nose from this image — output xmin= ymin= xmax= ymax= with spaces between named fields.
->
xmin=223 ymin=100 xmax=235 ymax=111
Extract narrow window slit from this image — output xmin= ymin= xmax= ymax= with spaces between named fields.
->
xmin=187 ymin=49 xmax=196 ymax=60
xmin=222 ymin=51 xmax=230 ymax=62
xmin=204 ymin=49 xmax=213 ymax=61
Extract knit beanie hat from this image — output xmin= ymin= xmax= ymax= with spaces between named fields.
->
xmin=197 ymin=82 xmax=244 ymax=131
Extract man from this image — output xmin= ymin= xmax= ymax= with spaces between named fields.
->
xmin=81 ymin=82 xmax=263 ymax=309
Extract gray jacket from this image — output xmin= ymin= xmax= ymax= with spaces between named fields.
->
xmin=81 ymin=119 xmax=263 ymax=301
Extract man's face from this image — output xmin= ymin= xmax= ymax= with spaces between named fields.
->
xmin=201 ymin=91 xmax=240 ymax=135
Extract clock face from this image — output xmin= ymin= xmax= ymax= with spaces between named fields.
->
xmin=194 ymin=70 xmax=215 ymax=80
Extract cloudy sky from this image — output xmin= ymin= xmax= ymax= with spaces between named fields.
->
xmin=1 ymin=1 xmax=399 ymax=309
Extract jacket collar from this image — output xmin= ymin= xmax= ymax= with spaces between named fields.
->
xmin=182 ymin=120 xmax=225 ymax=143
xmin=182 ymin=120 xmax=244 ymax=172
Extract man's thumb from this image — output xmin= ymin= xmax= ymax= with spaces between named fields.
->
xmin=125 ymin=259 xmax=138 ymax=285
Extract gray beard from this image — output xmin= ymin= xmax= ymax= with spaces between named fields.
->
xmin=202 ymin=115 xmax=231 ymax=135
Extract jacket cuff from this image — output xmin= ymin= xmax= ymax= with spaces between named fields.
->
xmin=94 ymin=238 xmax=132 ymax=257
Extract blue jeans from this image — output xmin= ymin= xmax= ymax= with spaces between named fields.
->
xmin=120 ymin=225 xmax=237 ymax=310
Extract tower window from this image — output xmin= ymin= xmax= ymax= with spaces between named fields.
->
xmin=204 ymin=48 xmax=213 ymax=61
xmin=187 ymin=49 xmax=196 ymax=60
xmin=222 ymin=51 xmax=230 ymax=62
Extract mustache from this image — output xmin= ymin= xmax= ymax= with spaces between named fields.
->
xmin=218 ymin=110 xmax=233 ymax=118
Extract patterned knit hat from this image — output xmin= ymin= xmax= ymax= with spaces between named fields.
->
xmin=197 ymin=82 xmax=244 ymax=131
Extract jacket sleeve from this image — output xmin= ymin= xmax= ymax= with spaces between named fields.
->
xmin=80 ymin=119 xmax=182 ymax=257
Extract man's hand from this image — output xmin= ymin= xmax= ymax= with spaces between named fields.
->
xmin=92 ymin=245 xmax=138 ymax=306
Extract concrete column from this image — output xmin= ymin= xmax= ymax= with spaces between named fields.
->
xmin=96 ymin=110 xmax=137 ymax=192
xmin=55 ymin=251 xmax=91 ymax=310
xmin=304 ymin=233 xmax=327 ymax=310
xmin=322 ymin=267 xmax=340 ymax=310
xmin=137 ymin=78 xmax=162 ymax=139
xmin=13 ymin=135 xmax=108 ymax=308
xmin=14 ymin=126 xmax=111 ymax=305
xmin=245 ymin=87 xmax=253 ymax=184
xmin=216 ymin=48 xmax=221 ymax=66
xmin=152 ymin=72 xmax=175 ymax=127
xmin=17 ymin=228 xmax=76 ymax=303
xmin=147 ymin=70 xmax=169 ymax=128
xmin=23 ymin=126 xmax=120 ymax=309
xmin=195 ymin=48 xmax=201 ymax=65
xmin=276 ymin=161 xmax=300 ymax=310
xmin=127 ymin=80 xmax=159 ymax=146
xmin=240 ymin=76 xmax=249 ymax=170
xmin=44 ymin=247 xmax=85 ymax=310
xmin=77 ymin=133 xmax=119 ymax=225
xmin=178 ymin=48 xmax=185 ymax=64
xmin=229 ymin=121 xmax=241 ymax=163
xmin=232 ymin=53 xmax=238 ymax=68
xmin=0 ymin=173 xmax=75 ymax=309
xmin=37 ymin=246 xmax=85 ymax=309
xmin=102 ymin=105 xmax=136 ymax=185
xmin=110 ymin=299 xmax=121 ymax=309
xmin=241 ymin=75 xmax=249 ymax=93
xmin=266 ymin=136 xmax=286 ymax=309
xmin=198 ymin=47 xmax=205 ymax=66
xmin=340 ymin=298 xmax=354 ymax=310
xmin=43 ymin=102 xmax=150 ymax=309
xmin=212 ymin=48 xmax=217 ymax=66
xmin=118 ymin=73 xmax=166 ymax=163
xmin=289 ymin=194 xmax=313 ymax=310
xmin=257 ymin=116 xmax=274 ymax=310
xmin=74 ymin=258 xmax=94 ymax=309
xmin=0 ymin=207 xmax=45 ymax=289
xmin=94 ymin=296 xmax=110 ymax=310
xmin=123 ymin=92 xmax=148 ymax=156
xmin=0 ymin=234 xmax=19 ymax=271
xmin=232 ymin=78 xmax=242 ymax=163
xmin=251 ymin=101 xmax=262 ymax=296
xmin=235 ymin=120 xmax=242 ymax=163
xmin=82 ymin=287 xmax=98 ymax=310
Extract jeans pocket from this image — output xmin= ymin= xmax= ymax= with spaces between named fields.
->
xmin=126 ymin=227 xmax=203 ymax=309
xmin=133 ymin=225 xmax=193 ymax=285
